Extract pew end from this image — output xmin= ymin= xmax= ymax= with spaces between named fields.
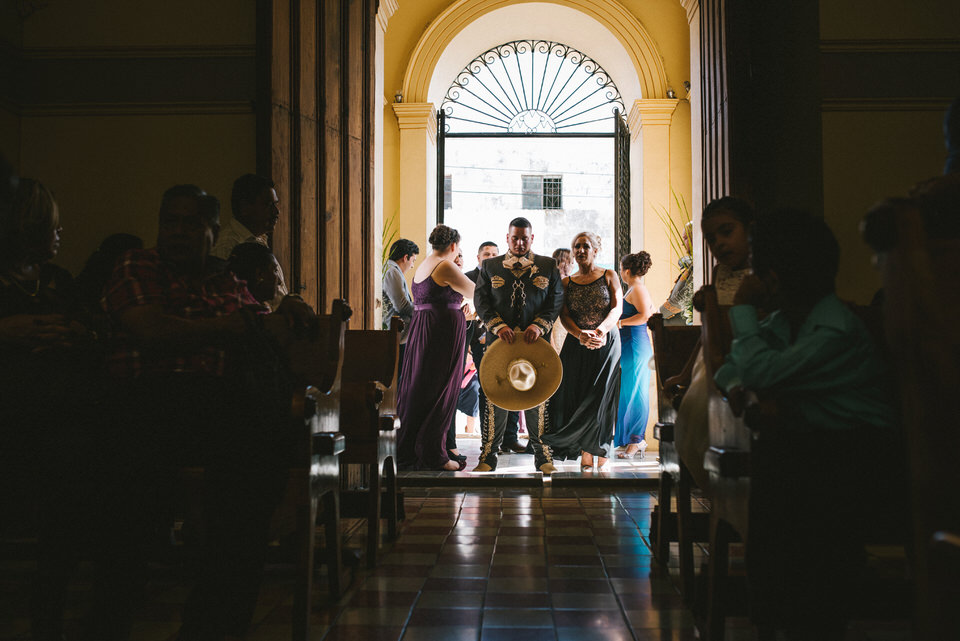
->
xmin=338 ymin=317 xmax=403 ymax=569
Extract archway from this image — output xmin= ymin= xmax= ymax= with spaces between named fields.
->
xmin=389 ymin=0 xmax=688 ymax=306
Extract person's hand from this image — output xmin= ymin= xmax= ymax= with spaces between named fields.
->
xmin=586 ymin=331 xmax=605 ymax=349
xmin=733 ymin=274 xmax=769 ymax=307
xmin=577 ymin=328 xmax=600 ymax=349
xmin=496 ymin=326 xmax=515 ymax=344
xmin=522 ymin=324 xmax=542 ymax=344
xmin=0 ymin=314 xmax=79 ymax=346
xmin=462 ymin=301 xmax=477 ymax=321
xmin=274 ymin=295 xmax=317 ymax=333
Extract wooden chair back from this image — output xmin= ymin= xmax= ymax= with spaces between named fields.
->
xmin=699 ymin=285 xmax=752 ymax=538
xmin=647 ymin=313 xmax=701 ymax=424
xmin=875 ymin=203 xmax=960 ymax=638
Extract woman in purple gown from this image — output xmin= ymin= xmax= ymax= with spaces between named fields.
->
xmin=397 ymin=224 xmax=476 ymax=471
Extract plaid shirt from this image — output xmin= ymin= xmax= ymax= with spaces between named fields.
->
xmin=103 ymin=248 xmax=259 ymax=378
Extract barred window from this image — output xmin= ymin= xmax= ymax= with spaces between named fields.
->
xmin=521 ymin=175 xmax=562 ymax=210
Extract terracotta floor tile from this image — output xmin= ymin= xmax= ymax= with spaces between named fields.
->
xmin=323 ymin=625 xmax=404 ymax=641
xmin=483 ymin=591 xmax=552 ymax=609
xmin=481 ymin=607 xmax=554 ymax=628
xmin=416 ymin=591 xmax=485 ymax=609
xmin=408 ymin=607 xmax=482 ymax=627
xmin=480 ymin=627 xmax=556 ymax=641
xmin=401 ymin=625 xmax=480 ymax=641
xmin=422 ymin=577 xmax=487 ymax=592
xmin=556 ymin=626 xmax=633 ymax=641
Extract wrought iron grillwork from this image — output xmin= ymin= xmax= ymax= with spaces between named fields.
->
xmin=614 ymin=109 xmax=631 ymax=266
xmin=441 ymin=40 xmax=625 ymax=134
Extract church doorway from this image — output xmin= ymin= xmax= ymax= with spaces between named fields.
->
xmin=436 ymin=40 xmax=632 ymax=272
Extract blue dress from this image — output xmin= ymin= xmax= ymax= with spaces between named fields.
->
xmin=615 ymin=297 xmax=652 ymax=446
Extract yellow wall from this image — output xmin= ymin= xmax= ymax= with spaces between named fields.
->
xmin=823 ymin=111 xmax=946 ymax=303
xmin=19 ymin=114 xmax=255 ymax=274
xmin=10 ymin=1 xmax=256 ymax=275
xmin=0 ymin=107 xmax=18 ymax=168
xmin=19 ymin=0 xmax=255 ymax=48
xmin=819 ymin=0 xmax=957 ymax=303
xmin=383 ymin=0 xmax=693 ymax=291
xmin=820 ymin=0 xmax=960 ymax=39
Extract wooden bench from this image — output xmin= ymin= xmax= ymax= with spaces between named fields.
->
xmin=178 ymin=299 xmax=352 ymax=641
xmin=695 ymin=285 xmax=750 ymax=641
xmin=866 ymin=193 xmax=960 ymax=638
xmin=647 ymin=313 xmax=706 ymax=602
xmin=338 ymin=317 xmax=402 ymax=568
xmin=698 ymin=284 xmax=912 ymax=640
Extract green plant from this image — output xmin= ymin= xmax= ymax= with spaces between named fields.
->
xmin=653 ymin=189 xmax=692 ymax=262
xmin=654 ymin=189 xmax=695 ymax=324
xmin=381 ymin=210 xmax=399 ymax=266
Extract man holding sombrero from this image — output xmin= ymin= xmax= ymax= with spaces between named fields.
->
xmin=473 ymin=217 xmax=564 ymax=474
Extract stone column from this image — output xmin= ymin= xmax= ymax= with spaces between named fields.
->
xmin=391 ymin=102 xmax=437 ymax=257
xmin=628 ymin=98 xmax=680 ymax=307
xmin=374 ymin=0 xmax=397 ymax=326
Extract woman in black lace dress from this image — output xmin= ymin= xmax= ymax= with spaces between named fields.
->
xmin=542 ymin=232 xmax=623 ymax=471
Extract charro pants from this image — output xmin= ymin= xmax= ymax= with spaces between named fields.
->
xmin=477 ymin=398 xmax=552 ymax=469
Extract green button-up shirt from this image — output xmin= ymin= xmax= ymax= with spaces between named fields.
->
xmin=714 ymin=294 xmax=895 ymax=431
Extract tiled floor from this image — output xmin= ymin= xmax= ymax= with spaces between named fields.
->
xmin=399 ymin=435 xmax=661 ymax=485
xmin=1 ymin=485 xmax=914 ymax=641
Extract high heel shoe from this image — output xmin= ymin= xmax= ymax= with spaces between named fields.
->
xmin=617 ymin=440 xmax=648 ymax=460
xmin=448 ymin=449 xmax=467 ymax=464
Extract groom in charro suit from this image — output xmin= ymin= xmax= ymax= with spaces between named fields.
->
xmin=473 ymin=217 xmax=565 ymax=473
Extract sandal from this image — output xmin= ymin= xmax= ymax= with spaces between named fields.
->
xmin=616 ymin=440 xmax=648 ymax=460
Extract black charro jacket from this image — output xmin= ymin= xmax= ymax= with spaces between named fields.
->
xmin=474 ymin=250 xmax=564 ymax=342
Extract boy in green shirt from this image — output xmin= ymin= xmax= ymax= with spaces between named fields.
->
xmin=714 ymin=209 xmax=897 ymax=640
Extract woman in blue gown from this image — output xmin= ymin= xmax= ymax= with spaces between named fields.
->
xmin=615 ymin=251 xmax=654 ymax=459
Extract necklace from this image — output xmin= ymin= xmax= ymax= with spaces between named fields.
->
xmin=2 ymin=270 xmax=41 ymax=297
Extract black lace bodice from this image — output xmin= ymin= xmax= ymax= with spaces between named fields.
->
xmin=565 ymin=273 xmax=611 ymax=330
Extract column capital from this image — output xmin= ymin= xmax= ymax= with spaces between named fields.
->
xmin=377 ymin=0 xmax=399 ymax=32
xmin=392 ymin=102 xmax=437 ymax=138
xmin=679 ymin=0 xmax=699 ymax=24
xmin=628 ymin=98 xmax=680 ymax=137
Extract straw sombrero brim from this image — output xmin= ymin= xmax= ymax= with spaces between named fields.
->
xmin=479 ymin=337 xmax=563 ymax=411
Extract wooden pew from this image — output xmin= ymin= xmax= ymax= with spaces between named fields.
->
xmin=696 ymin=285 xmax=749 ymax=641
xmin=647 ymin=313 xmax=706 ymax=602
xmin=178 ymin=299 xmax=352 ymax=641
xmin=338 ymin=317 xmax=402 ymax=568
xmin=867 ymin=193 xmax=960 ymax=639
xmin=698 ymin=284 xmax=912 ymax=640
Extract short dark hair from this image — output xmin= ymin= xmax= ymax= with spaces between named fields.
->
xmin=509 ymin=216 xmax=532 ymax=230
xmin=701 ymin=197 xmax=755 ymax=228
xmin=388 ymin=238 xmax=419 ymax=262
xmin=478 ymin=241 xmax=498 ymax=253
xmin=160 ymin=184 xmax=220 ymax=228
xmin=231 ymin=174 xmax=275 ymax=218
xmin=751 ymin=209 xmax=838 ymax=301
xmin=227 ymin=242 xmax=275 ymax=285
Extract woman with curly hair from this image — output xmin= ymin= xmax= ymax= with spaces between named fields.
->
xmin=615 ymin=251 xmax=655 ymax=459
xmin=542 ymin=231 xmax=623 ymax=472
xmin=397 ymin=224 xmax=475 ymax=471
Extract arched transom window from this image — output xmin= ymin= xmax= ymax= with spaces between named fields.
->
xmin=440 ymin=40 xmax=625 ymax=134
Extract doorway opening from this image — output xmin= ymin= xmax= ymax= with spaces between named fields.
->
xmin=436 ymin=40 xmax=631 ymax=274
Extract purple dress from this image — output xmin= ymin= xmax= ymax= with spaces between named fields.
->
xmin=397 ymin=274 xmax=466 ymax=470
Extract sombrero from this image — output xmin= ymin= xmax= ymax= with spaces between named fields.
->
xmin=479 ymin=336 xmax=562 ymax=411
